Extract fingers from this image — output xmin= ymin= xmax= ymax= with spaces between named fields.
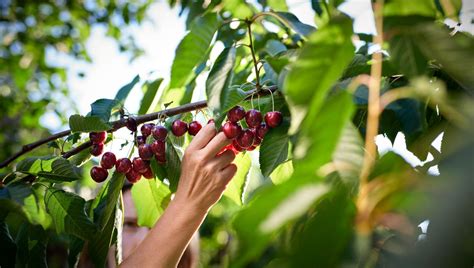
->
xmin=219 ymin=164 xmax=237 ymax=183
xmin=187 ymin=123 xmax=217 ymax=151
xmin=209 ymin=150 xmax=235 ymax=170
xmin=202 ymin=132 xmax=231 ymax=158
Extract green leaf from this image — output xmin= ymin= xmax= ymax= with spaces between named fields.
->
xmin=259 ymin=119 xmax=290 ymax=177
xmin=17 ymin=157 xmax=82 ymax=182
xmin=269 ymin=160 xmax=293 ymax=184
xmin=164 ymin=139 xmax=182 ymax=192
xmin=265 ymin=40 xmax=287 ymax=57
xmin=170 ymin=13 xmax=219 ymax=89
xmin=69 ymin=114 xmax=112 ymax=133
xmin=0 ymin=221 xmax=17 ymax=268
xmin=232 ymin=178 xmax=329 ymax=265
xmin=221 ymin=86 xmax=248 ymax=114
xmin=206 ymin=46 xmax=237 ymax=114
xmin=389 ymin=30 xmax=429 ymax=77
xmin=94 ymin=172 xmax=125 ymax=230
xmin=90 ymin=98 xmax=121 ymax=122
xmin=131 ymin=178 xmax=171 ymax=227
xmin=67 ymin=236 xmax=84 ymax=268
xmin=294 ymin=91 xmax=355 ymax=177
xmin=384 ymin=0 xmax=437 ymax=17
xmin=267 ymin=0 xmax=288 ymax=11
xmin=284 ymin=14 xmax=354 ymax=107
xmin=115 ymin=74 xmax=140 ymax=102
xmin=44 ymin=187 xmax=97 ymax=240
xmin=264 ymin=11 xmax=316 ymax=37
xmin=14 ymin=224 xmax=48 ymax=268
xmin=332 ymin=123 xmax=364 ymax=188
xmin=138 ymin=78 xmax=163 ymax=115
xmin=224 ymin=153 xmax=252 ymax=206
xmin=311 ymin=0 xmax=324 ymax=16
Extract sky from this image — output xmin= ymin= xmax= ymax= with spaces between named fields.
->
xmin=40 ymin=0 xmax=473 ymax=168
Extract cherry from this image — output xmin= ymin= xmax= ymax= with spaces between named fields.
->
xmin=171 ymin=120 xmax=188 ymax=137
xmin=256 ymin=123 xmax=269 ymax=139
xmin=247 ymin=145 xmax=257 ymax=151
xmin=136 ymin=135 xmax=146 ymax=146
xmin=222 ymin=121 xmax=242 ymax=139
xmin=232 ymin=139 xmax=244 ymax=152
xmin=100 ymin=152 xmax=116 ymax=169
xmin=126 ymin=169 xmax=141 ymax=183
xmin=188 ymin=121 xmax=202 ymax=136
xmin=253 ymin=136 xmax=262 ymax=146
xmin=236 ymin=129 xmax=255 ymax=148
xmin=142 ymin=166 xmax=154 ymax=179
xmin=245 ymin=109 xmax=263 ymax=128
xmin=151 ymin=140 xmax=165 ymax=156
xmin=265 ymin=111 xmax=283 ymax=128
xmin=227 ymin=106 xmax=245 ymax=122
xmin=152 ymin=125 xmax=168 ymax=141
xmin=116 ymin=158 xmax=132 ymax=174
xmin=126 ymin=117 xmax=137 ymax=132
xmin=138 ymin=144 xmax=154 ymax=160
xmin=89 ymin=131 xmax=107 ymax=144
xmin=141 ymin=123 xmax=155 ymax=137
xmin=155 ymin=153 xmax=166 ymax=164
xmin=90 ymin=166 xmax=108 ymax=183
xmin=132 ymin=157 xmax=149 ymax=173
xmin=90 ymin=143 xmax=104 ymax=156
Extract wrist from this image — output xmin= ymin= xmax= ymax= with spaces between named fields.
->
xmin=172 ymin=192 xmax=209 ymax=216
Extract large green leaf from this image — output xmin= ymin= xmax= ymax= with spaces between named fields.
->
xmin=264 ymin=11 xmax=316 ymax=37
xmin=206 ymin=46 xmax=237 ymax=114
xmin=16 ymin=157 xmax=82 ymax=182
xmin=232 ymin=177 xmax=329 ymax=266
xmin=69 ymin=114 xmax=112 ymax=133
xmin=131 ymin=178 xmax=171 ymax=227
xmin=150 ymin=139 xmax=182 ymax=192
xmin=389 ymin=33 xmax=428 ymax=77
xmin=90 ymin=98 xmax=121 ymax=122
xmin=138 ymin=78 xmax=163 ymax=115
xmin=170 ymin=13 xmax=219 ymax=89
xmin=0 ymin=221 xmax=17 ymax=268
xmin=259 ymin=119 xmax=290 ymax=177
xmin=223 ymin=153 xmax=252 ymax=206
xmin=294 ymin=91 xmax=355 ymax=177
xmin=15 ymin=224 xmax=48 ymax=268
xmin=384 ymin=0 xmax=437 ymax=17
xmin=94 ymin=172 xmax=126 ymax=230
xmin=284 ymin=15 xmax=354 ymax=132
xmin=44 ymin=187 xmax=97 ymax=240
xmin=115 ymin=74 xmax=140 ymax=102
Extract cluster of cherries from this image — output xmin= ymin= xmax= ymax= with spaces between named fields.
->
xmin=221 ymin=106 xmax=282 ymax=152
xmin=89 ymin=117 xmax=204 ymax=183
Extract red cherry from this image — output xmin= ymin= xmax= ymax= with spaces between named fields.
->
xmin=126 ymin=169 xmax=141 ymax=183
xmin=132 ymin=157 xmax=149 ymax=173
xmin=253 ymin=136 xmax=262 ymax=146
xmin=236 ymin=129 xmax=255 ymax=148
xmin=151 ymin=140 xmax=165 ymax=156
xmin=89 ymin=131 xmax=107 ymax=144
xmin=90 ymin=166 xmax=108 ymax=183
xmin=222 ymin=121 xmax=242 ymax=139
xmin=227 ymin=106 xmax=246 ymax=122
xmin=245 ymin=109 xmax=263 ymax=128
xmin=232 ymin=139 xmax=244 ymax=152
xmin=247 ymin=145 xmax=257 ymax=151
xmin=152 ymin=125 xmax=168 ymax=141
xmin=136 ymin=135 xmax=146 ymax=146
xmin=90 ymin=143 xmax=104 ymax=156
xmin=188 ymin=121 xmax=202 ymax=136
xmin=100 ymin=152 xmax=116 ymax=169
xmin=256 ymin=123 xmax=269 ymax=139
xmin=265 ymin=111 xmax=283 ymax=128
xmin=138 ymin=144 xmax=154 ymax=160
xmin=126 ymin=117 xmax=137 ymax=132
xmin=116 ymin=158 xmax=132 ymax=174
xmin=155 ymin=154 xmax=166 ymax=164
xmin=171 ymin=120 xmax=188 ymax=136
xmin=141 ymin=123 xmax=155 ymax=137
xmin=142 ymin=166 xmax=154 ymax=179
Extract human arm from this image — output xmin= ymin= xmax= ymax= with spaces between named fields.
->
xmin=120 ymin=123 xmax=237 ymax=268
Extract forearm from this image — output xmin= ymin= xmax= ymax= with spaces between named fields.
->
xmin=120 ymin=196 xmax=207 ymax=268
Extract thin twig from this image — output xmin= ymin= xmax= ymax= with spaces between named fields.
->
xmin=246 ymin=20 xmax=261 ymax=90
xmin=0 ymin=86 xmax=278 ymax=168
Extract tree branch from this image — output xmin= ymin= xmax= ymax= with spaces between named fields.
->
xmin=0 ymin=86 xmax=278 ymax=168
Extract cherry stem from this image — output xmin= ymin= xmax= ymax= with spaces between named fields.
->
xmin=0 ymin=86 xmax=278 ymax=168
xmin=267 ymin=87 xmax=275 ymax=111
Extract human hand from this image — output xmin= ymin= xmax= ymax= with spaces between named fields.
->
xmin=174 ymin=122 xmax=237 ymax=212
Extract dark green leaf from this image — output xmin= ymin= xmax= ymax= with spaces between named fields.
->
xmin=90 ymin=98 xmax=121 ymax=122
xmin=311 ymin=0 xmax=324 ymax=16
xmin=68 ymin=236 xmax=84 ymax=268
xmin=264 ymin=11 xmax=316 ymax=37
xmin=259 ymin=120 xmax=290 ymax=177
xmin=45 ymin=187 xmax=97 ymax=240
xmin=15 ymin=224 xmax=48 ymax=268
xmin=138 ymin=78 xmax=163 ymax=115
xmin=389 ymin=31 xmax=429 ymax=77
xmin=94 ymin=172 xmax=126 ymax=230
xmin=16 ymin=157 xmax=82 ymax=182
xmin=206 ymin=47 xmax=237 ymax=114
xmin=170 ymin=13 xmax=219 ymax=88
xmin=0 ymin=220 xmax=17 ymax=268
xmin=69 ymin=114 xmax=112 ymax=133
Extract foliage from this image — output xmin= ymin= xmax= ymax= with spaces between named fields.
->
xmin=1 ymin=0 xmax=474 ymax=267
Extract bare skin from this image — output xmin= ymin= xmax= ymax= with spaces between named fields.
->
xmin=120 ymin=123 xmax=237 ymax=268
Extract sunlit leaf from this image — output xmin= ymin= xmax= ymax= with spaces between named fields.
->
xmin=259 ymin=119 xmax=290 ymax=177
xmin=131 ymin=178 xmax=171 ymax=227
xmin=224 ymin=153 xmax=252 ymax=206
xmin=16 ymin=157 xmax=82 ymax=182
xmin=138 ymin=78 xmax=163 ymax=115
xmin=114 ymin=74 xmax=140 ymax=102
xmin=264 ymin=11 xmax=316 ymax=37
xmin=69 ymin=114 xmax=112 ymax=133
